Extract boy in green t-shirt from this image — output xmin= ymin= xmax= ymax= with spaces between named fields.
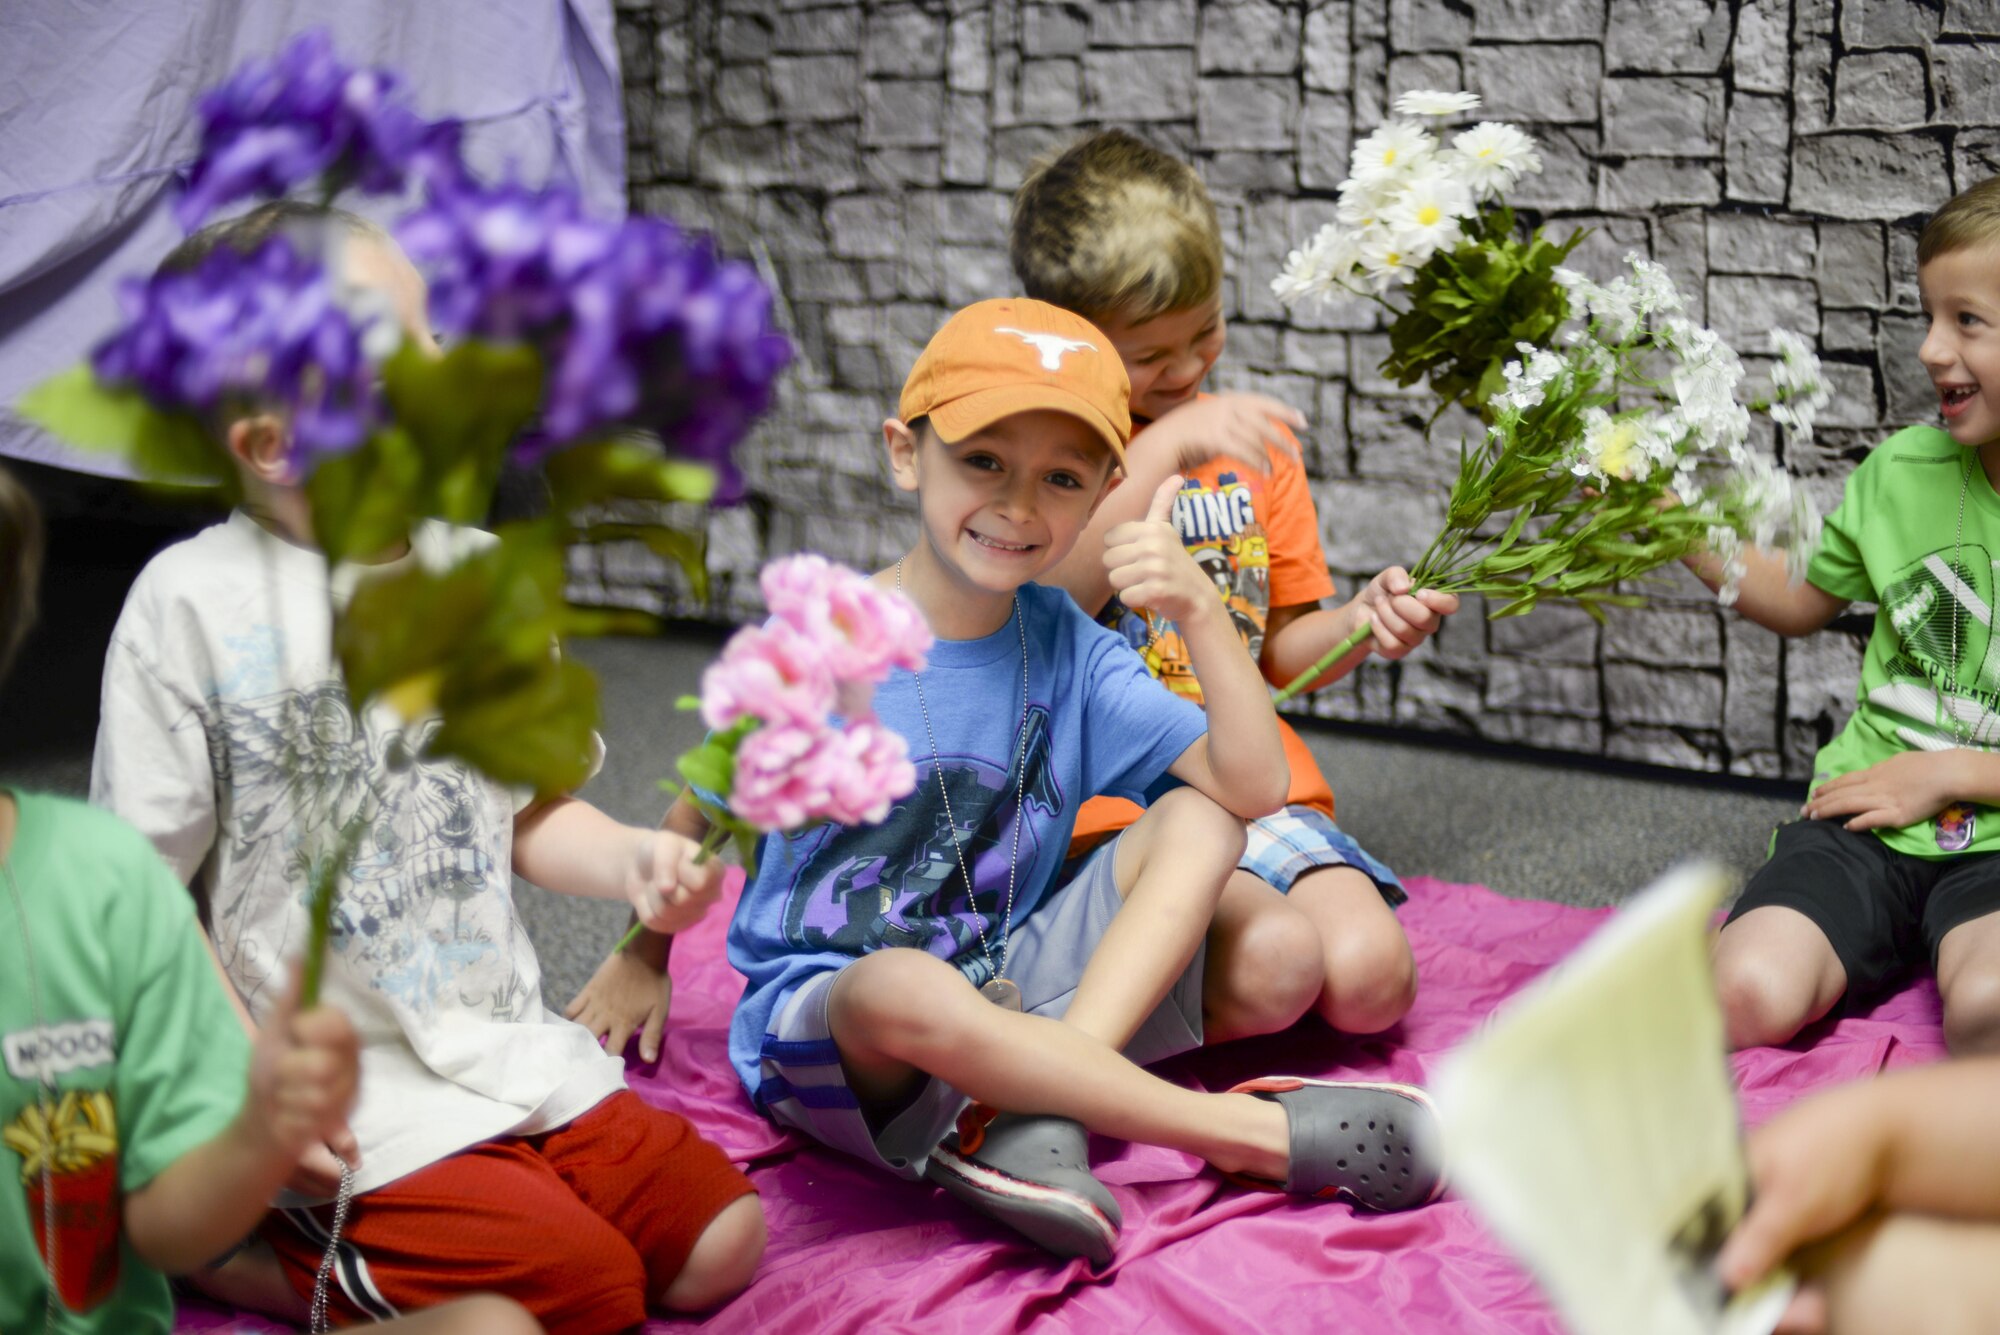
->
xmin=1700 ymin=175 xmax=2000 ymax=1056
xmin=0 ymin=467 xmax=541 ymax=1335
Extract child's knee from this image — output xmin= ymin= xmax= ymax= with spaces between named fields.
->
xmin=1207 ymin=895 xmax=1322 ymax=1037
xmin=660 ymin=1194 xmax=766 ymax=1312
xmin=1713 ymin=952 xmax=1817 ymax=1048
xmin=1321 ymin=929 xmax=1417 ymax=1034
xmin=1942 ymin=968 xmax=2000 ymax=1055
xmin=831 ymin=948 xmax=981 ymax=1060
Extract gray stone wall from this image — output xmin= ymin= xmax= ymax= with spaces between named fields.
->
xmin=591 ymin=0 xmax=2000 ymax=781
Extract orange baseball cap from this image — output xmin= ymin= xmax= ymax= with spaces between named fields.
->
xmin=900 ymin=298 xmax=1132 ymax=464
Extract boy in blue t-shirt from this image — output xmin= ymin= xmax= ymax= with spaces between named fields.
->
xmin=590 ymin=298 xmax=1445 ymax=1265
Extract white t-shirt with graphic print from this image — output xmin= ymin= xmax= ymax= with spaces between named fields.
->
xmin=91 ymin=510 xmax=625 ymax=1199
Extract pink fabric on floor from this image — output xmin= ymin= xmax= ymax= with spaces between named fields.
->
xmin=175 ymin=877 xmax=1945 ymax=1335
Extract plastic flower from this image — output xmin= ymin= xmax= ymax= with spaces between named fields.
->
xmin=822 ymin=721 xmax=919 ymax=825
xmin=1357 ymin=228 xmax=1420 ymax=291
xmin=1394 ymin=89 xmax=1482 ymax=117
xmin=729 ymin=721 xmax=917 ymax=832
xmin=1449 ymin=122 xmax=1542 ymax=198
xmin=1498 ymin=344 xmax=1567 ymax=414
xmin=176 ymin=29 xmax=462 ymax=230
xmin=760 ymin=554 xmax=932 ymax=688
xmin=1769 ymin=328 xmax=1834 ymax=445
xmin=699 ymin=619 xmax=836 ymax=732
xmin=1349 ymin=122 xmax=1435 ymax=186
xmin=398 ymin=179 xmax=792 ymax=482
xmin=1271 ymin=225 xmax=1361 ymax=305
xmin=90 ymin=237 xmax=379 ymax=461
xmin=1385 ymin=172 xmax=1473 ymax=255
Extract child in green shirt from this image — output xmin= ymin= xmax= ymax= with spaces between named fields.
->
xmin=1701 ymin=175 xmax=2000 ymax=1056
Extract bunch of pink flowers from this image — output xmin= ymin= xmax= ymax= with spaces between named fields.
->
xmin=701 ymin=555 xmax=931 ymax=832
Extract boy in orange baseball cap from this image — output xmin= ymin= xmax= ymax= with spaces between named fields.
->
xmin=585 ymin=299 xmax=1447 ymax=1264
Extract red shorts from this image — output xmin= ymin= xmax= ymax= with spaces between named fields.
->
xmin=265 ymin=1091 xmax=755 ymax=1335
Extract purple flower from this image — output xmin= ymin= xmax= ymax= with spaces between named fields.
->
xmin=177 ymin=29 xmax=463 ymax=230
xmin=397 ymin=179 xmax=791 ymax=491
xmin=91 ymin=238 xmax=379 ymax=462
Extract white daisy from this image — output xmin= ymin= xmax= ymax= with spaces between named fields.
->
xmin=1349 ymin=121 xmax=1436 ymax=186
xmin=1271 ymin=225 xmax=1362 ymax=306
xmin=1450 ymin=122 xmax=1542 ymax=197
xmin=1393 ymin=89 xmax=1482 ymax=118
xmin=1384 ymin=172 xmax=1473 ymax=254
xmin=1357 ymin=227 xmax=1420 ymax=292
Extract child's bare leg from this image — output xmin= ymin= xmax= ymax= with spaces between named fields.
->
xmin=1060 ymin=786 xmax=1244 ymax=1048
xmin=380 ymin=1295 xmax=545 ymax=1335
xmin=1937 ymin=910 xmax=2000 ymax=1055
xmin=1201 ymin=872 xmax=1323 ymax=1042
xmin=1285 ymin=867 xmax=1417 ymax=1033
xmin=659 ymin=1194 xmax=767 ymax=1312
xmin=1795 ymin=1212 xmax=2000 ymax=1334
xmin=187 ymin=1240 xmax=308 ymax=1323
xmin=829 ymin=947 xmax=1289 ymax=1180
xmin=1712 ymin=906 xmax=1848 ymax=1049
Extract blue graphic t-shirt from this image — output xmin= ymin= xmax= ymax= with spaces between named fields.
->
xmin=726 ymin=583 xmax=1209 ymax=1102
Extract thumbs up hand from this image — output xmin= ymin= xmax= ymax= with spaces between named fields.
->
xmin=1104 ymin=475 xmax=1217 ymax=628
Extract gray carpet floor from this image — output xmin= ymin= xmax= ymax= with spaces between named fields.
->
xmin=3 ymin=625 xmax=1804 ymax=1006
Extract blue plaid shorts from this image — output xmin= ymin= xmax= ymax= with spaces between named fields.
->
xmin=1239 ymin=805 xmax=1407 ymax=907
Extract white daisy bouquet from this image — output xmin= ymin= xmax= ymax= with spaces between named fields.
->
xmin=1273 ymin=90 xmax=1578 ymax=413
xmin=1271 ymin=253 xmax=1828 ymax=703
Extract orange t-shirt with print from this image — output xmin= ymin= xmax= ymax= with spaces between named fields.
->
xmin=1071 ymin=405 xmax=1337 ymax=854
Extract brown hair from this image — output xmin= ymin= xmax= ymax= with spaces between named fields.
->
xmin=1919 ymin=175 xmax=2000 ymax=264
xmin=0 ymin=465 xmax=44 ymax=689
xmin=159 ymin=198 xmax=388 ymax=275
xmin=1010 ymin=130 xmax=1223 ymax=325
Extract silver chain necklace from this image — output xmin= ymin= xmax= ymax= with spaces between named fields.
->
xmin=895 ymin=559 xmax=1030 ymax=1010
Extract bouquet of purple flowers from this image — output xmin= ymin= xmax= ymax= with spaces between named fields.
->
xmin=22 ymin=31 xmax=803 ymax=1003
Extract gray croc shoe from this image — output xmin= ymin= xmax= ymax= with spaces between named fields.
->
xmin=925 ymin=1107 xmax=1123 ymax=1265
xmin=1226 ymin=1076 xmax=1446 ymax=1212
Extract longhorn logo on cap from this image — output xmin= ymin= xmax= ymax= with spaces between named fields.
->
xmin=995 ymin=327 xmax=1097 ymax=371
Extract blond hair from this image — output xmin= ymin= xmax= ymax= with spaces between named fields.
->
xmin=0 ymin=465 xmax=43 ymax=689
xmin=1919 ymin=175 xmax=2000 ymax=264
xmin=1010 ymin=130 xmax=1223 ymax=325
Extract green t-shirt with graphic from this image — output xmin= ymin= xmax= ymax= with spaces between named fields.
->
xmin=1809 ymin=425 xmax=2000 ymax=859
xmin=0 ymin=792 xmax=249 ymax=1335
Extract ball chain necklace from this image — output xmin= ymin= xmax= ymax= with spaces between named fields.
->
xmin=896 ymin=558 xmax=1030 ymax=1010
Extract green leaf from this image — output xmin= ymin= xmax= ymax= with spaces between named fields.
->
xmin=431 ymin=654 xmax=601 ymax=795
xmin=381 ymin=340 xmax=544 ymax=524
xmin=19 ymin=367 xmax=229 ymax=488
xmin=546 ymin=437 xmax=717 ymax=514
xmin=307 ymin=427 xmax=428 ymax=565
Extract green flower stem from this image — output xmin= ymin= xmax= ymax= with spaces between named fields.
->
xmin=1271 ymin=621 xmax=1374 ymax=705
xmin=614 ymin=821 xmax=731 ymax=954
xmin=299 ymin=815 xmax=368 ymax=1009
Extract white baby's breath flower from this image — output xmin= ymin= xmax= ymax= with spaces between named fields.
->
xmin=1623 ymin=254 xmax=1686 ymax=318
xmin=1349 ymin=121 xmax=1435 ymax=186
xmin=1450 ymin=121 xmax=1542 ymax=196
xmin=1669 ymin=324 xmax=1751 ymax=453
xmin=1571 ymin=409 xmax=1670 ymax=484
xmin=1394 ymin=89 xmax=1482 ymax=117
xmin=1499 ymin=342 xmax=1568 ymax=413
xmin=1768 ymin=327 xmax=1834 ymax=445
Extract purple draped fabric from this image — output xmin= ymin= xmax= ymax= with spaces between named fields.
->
xmin=177 ymin=875 xmax=1946 ymax=1334
xmin=0 ymin=0 xmax=625 ymax=475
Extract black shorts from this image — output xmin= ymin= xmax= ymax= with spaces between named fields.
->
xmin=1726 ymin=819 xmax=2000 ymax=1007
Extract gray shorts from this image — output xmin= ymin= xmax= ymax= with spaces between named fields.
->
xmin=758 ymin=832 xmax=1207 ymax=1180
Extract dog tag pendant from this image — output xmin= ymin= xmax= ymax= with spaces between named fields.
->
xmin=980 ymin=977 xmax=1023 ymax=1011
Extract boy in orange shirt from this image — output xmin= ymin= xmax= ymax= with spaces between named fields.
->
xmin=1012 ymin=130 xmax=1459 ymax=1041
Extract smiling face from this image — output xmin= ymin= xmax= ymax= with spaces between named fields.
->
xmin=889 ymin=408 xmax=1117 ymax=615
xmin=1918 ymin=242 xmax=2000 ymax=449
xmin=1096 ymin=295 xmax=1227 ymax=424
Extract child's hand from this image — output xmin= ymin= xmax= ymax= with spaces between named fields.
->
xmin=246 ymin=969 xmax=360 ymax=1172
xmin=626 ymin=829 xmax=726 ymax=935
xmin=1805 ymin=750 xmax=1971 ymax=831
xmin=566 ymin=947 xmax=673 ymax=1063
xmin=1144 ymin=392 xmax=1304 ymax=477
xmin=1104 ymin=475 xmax=1217 ymax=626
xmin=1355 ymin=568 xmax=1460 ymax=659
xmin=1715 ymin=1081 xmax=1891 ymax=1325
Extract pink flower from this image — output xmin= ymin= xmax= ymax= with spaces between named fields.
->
xmin=761 ymin=554 xmax=932 ymax=686
xmin=699 ymin=619 xmax=834 ymax=731
xmin=727 ymin=720 xmax=917 ymax=833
